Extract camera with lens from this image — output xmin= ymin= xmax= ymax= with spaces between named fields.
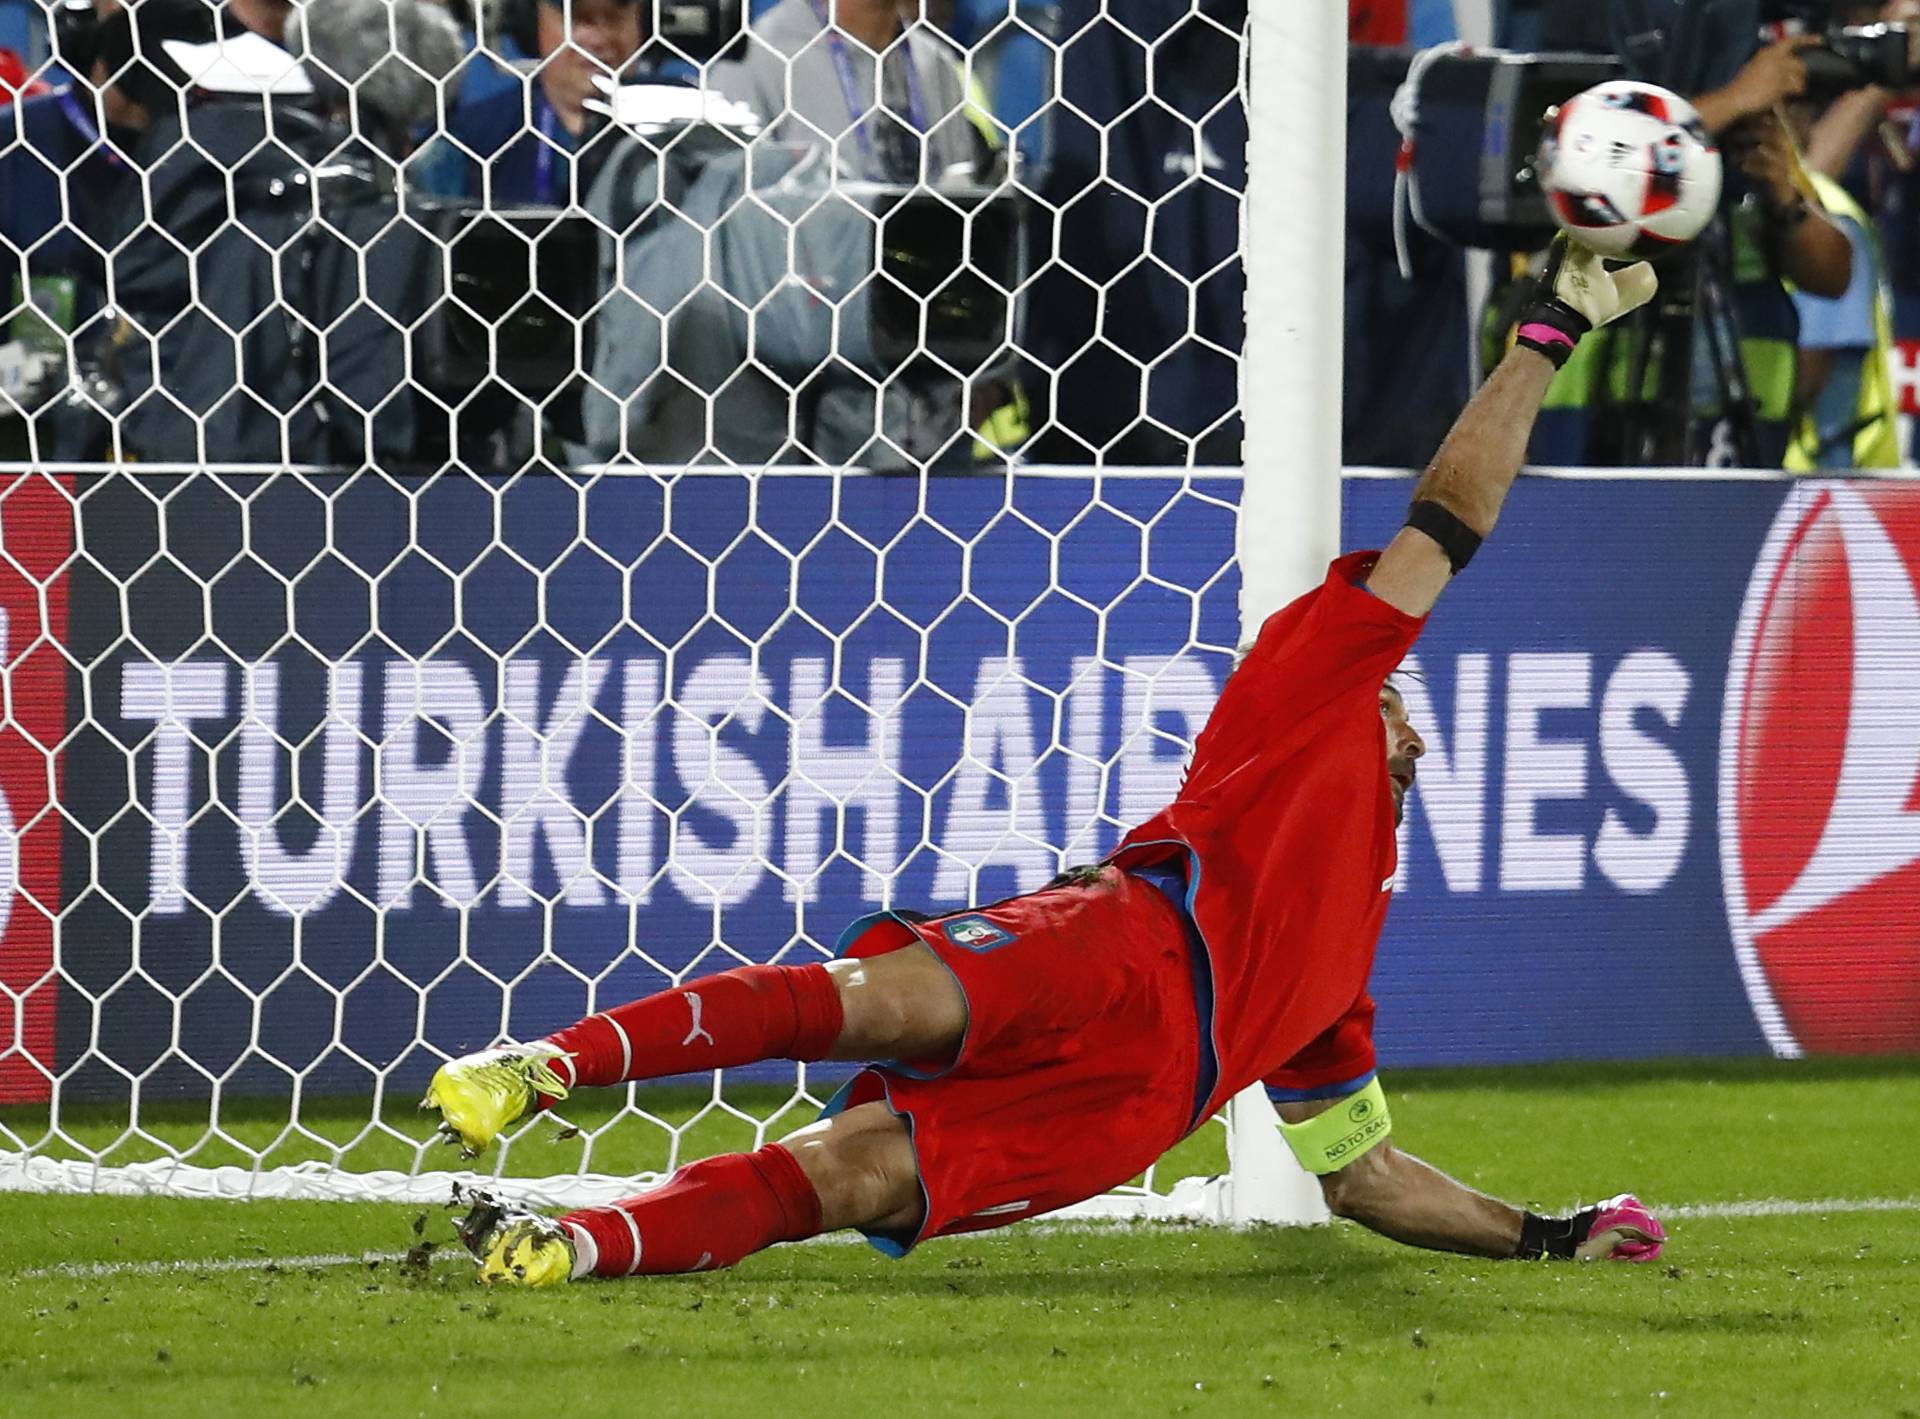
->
xmin=1764 ymin=1 xmax=1920 ymax=92
xmin=1369 ymin=1 xmax=1920 ymax=257
xmin=1805 ymin=20 xmax=1920 ymax=88
xmin=653 ymin=0 xmax=745 ymax=61
xmin=493 ymin=0 xmax=746 ymax=64
xmin=1358 ymin=48 xmax=1626 ymax=253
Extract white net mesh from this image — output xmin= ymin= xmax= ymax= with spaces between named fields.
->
xmin=0 ymin=0 xmax=1259 ymax=1215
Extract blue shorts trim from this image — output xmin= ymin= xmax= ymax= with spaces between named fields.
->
xmin=833 ymin=909 xmax=924 ymax=955
xmin=1112 ymin=839 xmax=1222 ymax=1133
xmin=1265 ymin=1069 xmax=1379 ymax=1105
xmin=818 ymin=1072 xmax=930 ymax=1259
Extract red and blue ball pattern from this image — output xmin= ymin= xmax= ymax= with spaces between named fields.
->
xmin=1539 ymin=80 xmax=1723 ymax=259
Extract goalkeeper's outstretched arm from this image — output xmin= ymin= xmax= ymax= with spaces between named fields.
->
xmin=1364 ymin=241 xmax=1658 ymax=621
xmin=1276 ymin=1098 xmax=1664 ymax=1262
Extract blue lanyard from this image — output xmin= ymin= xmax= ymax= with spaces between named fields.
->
xmin=531 ymin=89 xmax=565 ymax=203
xmin=805 ymin=0 xmax=930 ymax=174
xmin=57 ymin=88 xmax=124 ymax=170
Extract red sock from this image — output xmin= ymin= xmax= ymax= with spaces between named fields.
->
xmin=558 ymin=1143 xmax=823 ymax=1277
xmin=542 ymin=963 xmax=843 ymax=1096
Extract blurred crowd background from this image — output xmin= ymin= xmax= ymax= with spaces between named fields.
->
xmin=2 ymin=0 xmax=1918 ymax=473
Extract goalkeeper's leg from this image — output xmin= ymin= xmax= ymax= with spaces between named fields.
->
xmin=547 ymin=946 xmax=966 ymax=1087
xmin=425 ymin=946 xmax=966 ymax=1152
xmin=462 ymin=1102 xmax=918 ymax=1284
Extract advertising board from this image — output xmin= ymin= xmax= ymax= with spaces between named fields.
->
xmin=2 ymin=469 xmax=1908 ymax=1102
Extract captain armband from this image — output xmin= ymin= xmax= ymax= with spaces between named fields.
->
xmin=1404 ymin=500 xmax=1483 ymax=576
xmin=1276 ymin=1077 xmax=1393 ymax=1176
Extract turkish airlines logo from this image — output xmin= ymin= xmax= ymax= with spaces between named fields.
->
xmin=1720 ymin=482 xmax=1920 ymax=1056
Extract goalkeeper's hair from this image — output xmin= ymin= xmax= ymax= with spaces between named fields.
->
xmin=289 ymin=0 xmax=465 ymax=148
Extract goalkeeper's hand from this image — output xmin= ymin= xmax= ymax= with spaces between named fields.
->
xmin=1513 ymin=236 xmax=1659 ymax=367
xmin=1518 ymin=1191 xmax=1667 ymax=1261
xmin=1572 ymin=1193 xmax=1667 ymax=1262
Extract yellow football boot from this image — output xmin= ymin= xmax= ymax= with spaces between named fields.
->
xmin=455 ymin=1190 xmax=577 ymax=1288
xmin=421 ymin=1042 xmax=572 ymax=1157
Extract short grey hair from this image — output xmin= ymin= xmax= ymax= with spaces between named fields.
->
xmin=290 ymin=0 xmax=466 ymax=141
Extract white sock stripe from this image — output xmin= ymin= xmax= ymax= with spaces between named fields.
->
xmin=607 ymin=1017 xmax=633 ymax=1080
xmin=560 ymin=1220 xmax=597 ymax=1280
xmin=617 ymin=1206 xmax=643 ymax=1276
xmin=555 ymin=1051 xmax=578 ymax=1089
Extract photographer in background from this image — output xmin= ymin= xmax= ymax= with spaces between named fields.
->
xmin=1026 ymin=0 xmax=1251 ymax=465
xmin=704 ymin=0 xmax=1012 ymax=457
xmin=447 ymin=0 xmax=648 ymax=203
xmin=1 ymin=0 xmax=217 ymax=273
xmin=1696 ymin=36 xmax=1855 ymax=297
xmin=1686 ymin=35 xmax=1855 ymax=464
xmin=576 ymin=0 xmax=1020 ymax=470
xmin=44 ymin=7 xmax=435 ymax=465
xmin=711 ymin=0 xmax=989 ymax=182
xmin=1778 ymin=0 xmax=1917 ymax=467
xmin=0 ymin=0 xmax=216 ymax=451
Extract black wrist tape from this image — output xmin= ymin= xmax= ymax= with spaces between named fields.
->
xmin=1405 ymin=500 xmax=1483 ymax=575
xmin=1516 ymin=1206 xmax=1599 ymax=1260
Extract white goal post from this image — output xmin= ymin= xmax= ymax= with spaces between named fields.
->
xmin=0 ymin=0 xmax=1339 ymax=1228
xmin=1222 ymin=0 xmax=1347 ymax=1229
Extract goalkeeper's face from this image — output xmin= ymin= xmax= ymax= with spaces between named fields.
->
xmin=1380 ymin=683 xmax=1424 ymax=825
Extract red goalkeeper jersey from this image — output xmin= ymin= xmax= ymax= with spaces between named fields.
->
xmin=1111 ymin=551 xmax=1426 ymax=1117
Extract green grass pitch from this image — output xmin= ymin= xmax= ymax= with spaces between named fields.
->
xmin=3 ymin=1059 xmax=1916 ymax=1418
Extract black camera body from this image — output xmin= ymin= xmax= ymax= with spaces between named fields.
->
xmin=1760 ymin=1 xmax=1920 ymax=91
xmin=498 ymin=0 xmax=746 ymax=64
xmin=1803 ymin=21 xmax=1920 ymax=91
xmin=653 ymin=0 xmax=745 ymax=60
xmin=1366 ymin=48 xmax=1625 ymax=253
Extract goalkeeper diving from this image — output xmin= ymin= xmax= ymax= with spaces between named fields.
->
xmin=427 ymin=241 xmax=1668 ymax=1285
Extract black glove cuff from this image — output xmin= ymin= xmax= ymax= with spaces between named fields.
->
xmin=1516 ymin=1206 xmax=1600 ymax=1260
xmin=1514 ymin=296 xmax=1593 ymax=370
xmin=1512 ymin=240 xmax=1596 ymax=370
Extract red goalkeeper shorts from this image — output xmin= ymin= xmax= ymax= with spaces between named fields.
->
xmin=825 ymin=864 xmax=1207 ymax=1254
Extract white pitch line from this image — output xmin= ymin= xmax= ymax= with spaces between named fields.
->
xmin=1662 ymin=1196 xmax=1920 ymax=1220
xmin=12 ymin=1248 xmax=465 ymax=1282
xmin=9 ymin=1195 xmax=1918 ymax=1283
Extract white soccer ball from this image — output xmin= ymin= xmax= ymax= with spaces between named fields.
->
xmin=1537 ymin=80 xmax=1723 ymax=259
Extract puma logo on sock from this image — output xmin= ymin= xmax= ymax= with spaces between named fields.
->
xmin=682 ymin=992 xmax=716 ymax=1048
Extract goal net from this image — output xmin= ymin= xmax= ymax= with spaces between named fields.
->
xmin=0 ymin=0 xmax=1331 ymax=1223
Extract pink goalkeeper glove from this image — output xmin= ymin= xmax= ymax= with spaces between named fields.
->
xmin=1577 ymin=1194 xmax=1667 ymax=1263
xmin=1518 ymin=1192 xmax=1667 ymax=1261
